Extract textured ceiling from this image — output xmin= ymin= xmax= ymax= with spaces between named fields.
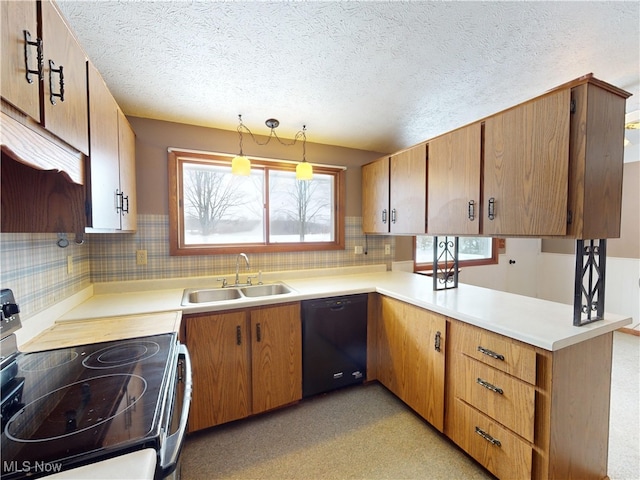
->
xmin=57 ymin=1 xmax=640 ymax=154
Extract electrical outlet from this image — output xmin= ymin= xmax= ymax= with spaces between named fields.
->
xmin=354 ymin=246 xmax=364 ymax=254
xmin=136 ymin=250 xmax=148 ymax=265
xmin=67 ymin=255 xmax=73 ymax=274
xmin=384 ymin=244 xmax=391 ymax=255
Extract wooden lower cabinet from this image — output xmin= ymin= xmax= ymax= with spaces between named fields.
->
xmin=445 ymin=318 xmax=614 ymax=480
xmin=376 ymin=296 xmax=446 ymax=431
xmin=185 ymin=303 xmax=302 ymax=432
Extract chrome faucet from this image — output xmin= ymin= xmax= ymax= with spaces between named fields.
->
xmin=235 ymin=253 xmax=250 ymax=285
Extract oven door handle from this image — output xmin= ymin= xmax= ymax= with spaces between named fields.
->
xmin=159 ymin=344 xmax=192 ymax=477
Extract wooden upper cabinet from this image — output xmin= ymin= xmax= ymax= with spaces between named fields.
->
xmin=427 ymin=123 xmax=482 ymax=235
xmin=389 ymin=143 xmax=427 ymax=234
xmin=567 ymin=82 xmax=626 ymax=239
xmin=41 ymin=0 xmax=89 ymax=155
xmin=118 ymin=111 xmax=137 ymax=232
xmin=362 ymin=144 xmax=427 ymax=235
xmin=362 ymin=156 xmax=391 ymax=233
xmin=87 ymin=63 xmax=120 ymax=230
xmin=87 ymin=63 xmax=137 ymax=232
xmin=1 ymin=1 xmax=40 ymax=122
xmin=483 ymin=89 xmax=571 ymax=236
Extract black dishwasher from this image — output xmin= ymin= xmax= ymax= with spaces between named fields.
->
xmin=301 ymin=293 xmax=368 ymax=398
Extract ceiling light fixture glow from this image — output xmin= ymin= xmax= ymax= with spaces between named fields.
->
xmin=231 ymin=115 xmax=313 ymax=180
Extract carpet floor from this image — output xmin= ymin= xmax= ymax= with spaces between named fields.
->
xmin=181 ymin=331 xmax=639 ymax=480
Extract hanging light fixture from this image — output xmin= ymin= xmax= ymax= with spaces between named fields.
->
xmin=295 ymin=126 xmax=313 ymax=180
xmin=231 ymin=115 xmax=251 ymax=176
xmin=231 ymin=115 xmax=313 ymax=180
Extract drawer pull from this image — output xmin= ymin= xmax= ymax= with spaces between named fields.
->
xmin=477 ymin=346 xmax=505 ymax=361
xmin=434 ymin=331 xmax=442 ymax=352
xmin=475 ymin=426 xmax=502 ymax=447
xmin=476 ymin=377 xmax=504 ymax=395
xmin=236 ymin=325 xmax=242 ymax=345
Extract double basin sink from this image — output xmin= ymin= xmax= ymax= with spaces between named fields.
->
xmin=181 ymin=282 xmax=295 ymax=306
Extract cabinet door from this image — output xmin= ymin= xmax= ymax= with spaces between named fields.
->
xmin=362 ymin=157 xmax=390 ymax=233
xmin=251 ymin=303 xmax=302 ymax=414
xmin=427 ymin=124 xmax=481 ymax=235
xmin=118 ymin=110 xmax=137 ymax=231
xmin=378 ymin=296 xmax=446 ymax=431
xmin=41 ymin=0 xmax=89 ymax=155
xmin=87 ymin=63 xmax=120 ymax=230
xmin=1 ymin=0 xmax=40 ymax=121
xmin=484 ymin=89 xmax=570 ymax=235
xmin=186 ymin=312 xmax=250 ymax=431
xmin=390 ymin=144 xmax=427 ymax=234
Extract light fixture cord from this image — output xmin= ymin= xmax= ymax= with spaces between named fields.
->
xmin=237 ymin=114 xmax=245 ymax=155
xmin=237 ymin=115 xmax=306 ymax=149
xmin=302 ymin=125 xmax=307 ymax=162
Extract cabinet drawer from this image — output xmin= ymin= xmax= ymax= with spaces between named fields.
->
xmin=451 ymin=398 xmax=532 ymax=480
xmin=458 ymin=355 xmax=535 ymax=442
xmin=456 ymin=322 xmax=536 ymax=384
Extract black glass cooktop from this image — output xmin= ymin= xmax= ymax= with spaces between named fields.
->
xmin=1 ymin=333 xmax=177 ymax=479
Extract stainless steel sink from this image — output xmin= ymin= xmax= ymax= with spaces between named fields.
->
xmin=182 ymin=288 xmax=242 ymax=305
xmin=181 ymin=282 xmax=295 ymax=306
xmin=240 ymin=283 xmax=293 ymax=297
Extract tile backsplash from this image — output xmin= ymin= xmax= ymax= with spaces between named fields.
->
xmin=1 ymin=215 xmax=394 ymax=317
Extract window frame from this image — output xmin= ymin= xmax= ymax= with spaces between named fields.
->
xmin=413 ymin=236 xmax=500 ymax=272
xmin=168 ymin=149 xmax=346 ymax=255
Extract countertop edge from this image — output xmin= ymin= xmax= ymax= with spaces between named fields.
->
xmin=46 ymin=271 xmax=632 ymax=352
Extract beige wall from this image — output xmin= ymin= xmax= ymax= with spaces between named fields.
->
xmin=128 ymin=117 xmax=385 ymax=217
xmin=542 ymin=161 xmax=640 ymax=258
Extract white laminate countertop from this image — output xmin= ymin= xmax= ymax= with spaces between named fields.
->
xmin=52 ymin=269 xmax=631 ymax=351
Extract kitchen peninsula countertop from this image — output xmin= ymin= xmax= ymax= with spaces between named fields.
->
xmin=46 ymin=267 xmax=630 ymax=352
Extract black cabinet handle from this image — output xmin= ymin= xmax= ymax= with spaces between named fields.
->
xmin=236 ymin=326 xmax=242 ymax=345
xmin=23 ymin=30 xmax=43 ymax=83
xmin=488 ymin=197 xmax=496 ymax=220
xmin=256 ymin=323 xmax=261 ymax=342
xmin=48 ymin=60 xmax=64 ymax=104
xmin=122 ymin=194 xmax=129 ymax=214
xmin=468 ymin=200 xmax=475 ymax=221
xmin=115 ymin=190 xmax=130 ymax=214
xmin=477 ymin=345 xmax=505 ymax=361
xmin=434 ymin=331 xmax=441 ymax=352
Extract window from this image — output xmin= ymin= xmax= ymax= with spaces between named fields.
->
xmin=169 ymin=150 xmax=345 ymax=255
xmin=414 ymin=236 xmax=499 ymax=271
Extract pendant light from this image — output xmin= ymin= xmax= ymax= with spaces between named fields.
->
xmin=231 ymin=115 xmax=313 ymax=180
xmin=295 ymin=126 xmax=313 ymax=180
xmin=231 ymin=115 xmax=251 ymax=176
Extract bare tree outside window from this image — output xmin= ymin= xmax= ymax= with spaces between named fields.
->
xmin=169 ymin=149 xmax=345 ymax=254
xmin=269 ymin=171 xmax=334 ymax=242
xmin=183 ymin=164 xmax=263 ymax=243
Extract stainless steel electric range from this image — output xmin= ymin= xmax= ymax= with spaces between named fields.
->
xmin=0 ymin=289 xmax=192 ymax=480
